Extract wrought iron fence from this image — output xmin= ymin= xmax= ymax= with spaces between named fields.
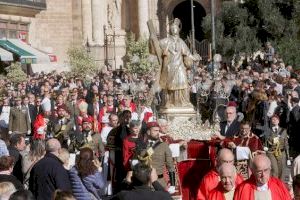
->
xmin=185 ymin=37 xmax=211 ymax=65
xmin=196 ymin=39 xmax=211 ymax=64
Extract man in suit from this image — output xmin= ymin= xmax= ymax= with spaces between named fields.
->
xmin=33 ymin=96 xmax=43 ymax=121
xmin=290 ymin=78 xmax=300 ymax=97
xmin=26 ymin=79 xmax=39 ymax=95
xmin=66 ymin=91 xmax=80 ymax=125
xmin=288 ymin=97 xmax=300 ymax=155
xmin=217 ymin=106 xmax=240 ymax=139
xmin=8 ymin=97 xmax=31 ymax=135
xmin=27 ymin=94 xmax=37 ymax=121
xmin=8 ymin=134 xmax=26 ymax=183
xmin=29 ymin=138 xmax=71 ymax=200
xmin=22 ymin=96 xmax=35 ymax=131
xmin=112 ymin=163 xmax=172 ymax=200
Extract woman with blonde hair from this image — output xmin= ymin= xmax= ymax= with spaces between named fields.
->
xmin=0 ymin=182 xmax=16 ymax=200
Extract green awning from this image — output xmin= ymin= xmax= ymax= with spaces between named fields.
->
xmin=0 ymin=40 xmax=36 ymax=64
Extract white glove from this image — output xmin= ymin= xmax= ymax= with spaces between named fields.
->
xmin=168 ymin=186 xmax=176 ymax=194
xmin=27 ymin=130 xmax=31 ymax=135
xmin=287 ymin=160 xmax=292 ymax=166
xmin=8 ymin=131 xmax=12 ymax=134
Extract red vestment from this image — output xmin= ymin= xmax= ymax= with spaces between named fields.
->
xmin=197 ymin=169 xmax=244 ymax=200
xmin=208 ymin=184 xmax=227 ymax=200
xmin=33 ymin=114 xmax=47 ymax=140
xmin=98 ymin=105 xmax=117 ymax=132
xmin=225 ymin=133 xmax=263 ymax=153
xmin=121 ymin=101 xmax=136 ymax=113
xmin=233 ymin=175 xmax=292 ymax=200
xmin=122 ymin=135 xmax=137 ymax=172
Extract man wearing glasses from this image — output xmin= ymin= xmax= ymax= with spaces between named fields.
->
xmin=234 ymin=154 xmax=291 ymax=200
xmin=215 ymin=106 xmax=241 ymax=140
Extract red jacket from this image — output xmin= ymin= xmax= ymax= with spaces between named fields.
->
xmin=122 ymin=135 xmax=137 ymax=172
xmin=33 ymin=114 xmax=47 ymax=140
xmin=233 ymin=175 xmax=291 ymax=200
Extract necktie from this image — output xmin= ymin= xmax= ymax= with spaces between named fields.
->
xmin=225 ymin=123 xmax=230 ymax=134
xmin=150 ymin=141 xmax=154 ymax=147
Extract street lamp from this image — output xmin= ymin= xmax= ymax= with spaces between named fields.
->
xmin=190 ymin=0 xmax=195 ymax=54
xmin=211 ymin=0 xmax=216 ymax=76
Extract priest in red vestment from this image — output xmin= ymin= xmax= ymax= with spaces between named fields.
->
xmin=223 ymin=121 xmax=263 ymax=154
xmin=197 ymin=148 xmax=244 ymax=200
xmin=233 ymin=154 xmax=291 ymax=200
xmin=122 ymin=120 xmax=141 ymax=172
xmin=209 ymin=163 xmax=239 ymax=200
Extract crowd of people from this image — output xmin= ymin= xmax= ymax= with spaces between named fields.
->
xmin=0 ymin=41 xmax=299 ymax=200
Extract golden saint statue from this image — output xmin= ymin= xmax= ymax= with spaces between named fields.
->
xmin=159 ymin=18 xmax=200 ymax=108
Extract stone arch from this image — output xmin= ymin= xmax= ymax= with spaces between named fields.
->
xmin=158 ymin=0 xmax=212 ymax=39
xmin=165 ymin=0 xmax=210 ymax=17
xmin=158 ymin=0 xmax=207 ymax=38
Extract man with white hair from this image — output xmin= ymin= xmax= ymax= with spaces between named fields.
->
xmin=233 ymin=154 xmax=291 ymax=200
xmin=209 ymin=163 xmax=238 ymax=200
xmin=29 ymin=138 xmax=71 ymax=200
xmin=216 ymin=106 xmax=240 ymax=139
xmin=197 ymin=148 xmax=244 ymax=200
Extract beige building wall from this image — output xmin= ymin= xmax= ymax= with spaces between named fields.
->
xmin=29 ymin=0 xmax=74 ymax=64
xmin=22 ymin=0 xmax=221 ymax=68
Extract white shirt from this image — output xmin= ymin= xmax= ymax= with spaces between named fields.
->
xmin=257 ymin=183 xmax=268 ymax=191
xmin=139 ymin=107 xmax=153 ymax=122
xmin=274 ymin=83 xmax=283 ymax=95
xmin=272 ymin=126 xmax=279 ymax=133
xmin=100 ymin=126 xmax=113 ymax=144
xmin=0 ymin=106 xmax=10 ymax=128
xmin=267 ymin=101 xmax=278 ymax=117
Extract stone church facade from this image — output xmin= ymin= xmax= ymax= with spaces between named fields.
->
xmin=0 ymin=0 xmax=221 ymax=69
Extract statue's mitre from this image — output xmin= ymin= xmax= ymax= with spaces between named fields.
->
xmin=169 ymin=18 xmax=182 ymax=29
xmin=173 ymin=18 xmax=181 ymax=26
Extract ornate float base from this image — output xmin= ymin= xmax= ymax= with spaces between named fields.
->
xmin=159 ymin=107 xmax=214 ymax=141
xmin=159 ymin=106 xmax=196 ymax=119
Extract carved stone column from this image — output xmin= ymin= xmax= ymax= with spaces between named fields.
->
xmin=81 ymin=0 xmax=93 ymax=44
xmin=124 ymin=0 xmax=131 ymax=31
xmin=138 ymin=0 xmax=149 ymax=38
xmin=114 ymin=0 xmax=122 ymax=30
xmin=92 ymin=0 xmax=106 ymax=45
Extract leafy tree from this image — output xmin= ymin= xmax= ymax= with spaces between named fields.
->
xmin=202 ymin=0 xmax=300 ymax=68
xmin=125 ymin=33 xmax=158 ymax=76
xmin=67 ymin=47 xmax=97 ymax=79
xmin=202 ymin=1 xmax=260 ymax=61
xmin=5 ymin=62 xmax=27 ymax=84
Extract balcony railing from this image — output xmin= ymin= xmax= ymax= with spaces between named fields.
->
xmin=0 ymin=0 xmax=46 ymax=10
